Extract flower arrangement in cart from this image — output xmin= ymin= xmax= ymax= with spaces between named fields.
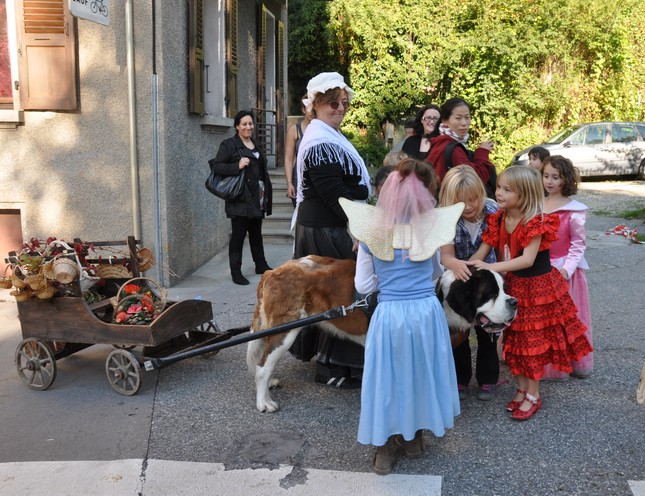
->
xmin=114 ymin=282 xmax=165 ymax=325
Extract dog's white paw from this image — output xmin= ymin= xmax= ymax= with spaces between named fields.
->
xmin=257 ymin=399 xmax=279 ymax=413
xmin=269 ymin=378 xmax=280 ymax=389
xmin=637 ymin=363 xmax=645 ymax=405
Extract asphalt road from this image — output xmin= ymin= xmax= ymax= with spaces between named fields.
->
xmin=0 ymin=179 xmax=643 ymax=495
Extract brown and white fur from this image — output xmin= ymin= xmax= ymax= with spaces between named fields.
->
xmin=247 ymin=258 xmax=516 ymax=413
xmin=247 ymin=255 xmax=368 ymax=413
xmin=436 ymin=268 xmax=518 ymax=348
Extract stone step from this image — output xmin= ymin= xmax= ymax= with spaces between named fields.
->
xmin=265 ymin=167 xmax=294 ymax=242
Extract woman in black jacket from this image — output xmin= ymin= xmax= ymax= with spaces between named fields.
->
xmin=209 ymin=110 xmax=273 ymax=285
xmin=401 ymin=104 xmax=440 ymax=160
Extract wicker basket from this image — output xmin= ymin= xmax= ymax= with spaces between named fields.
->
xmin=25 ymin=272 xmax=47 ymax=291
xmin=114 ymin=277 xmax=167 ymax=309
xmin=96 ymin=264 xmax=132 ymax=279
xmin=10 ymin=288 xmax=32 ymax=302
xmin=12 ymin=266 xmax=28 ymax=289
xmin=35 ymin=285 xmax=56 ymax=300
xmin=0 ymin=265 xmax=12 ymax=289
xmin=53 ymin=257 xmax=79 ymax=284
xmin=42 ymin=259 xmax=56 ymax=280
xmin=136 ymin=247 xmax=155 ymax=272
xmin=113 ymin=277 xmax=167 ymax=324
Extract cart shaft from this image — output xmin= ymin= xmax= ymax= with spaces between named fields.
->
xmin=143 ymin=305 xmax=348 ymax=371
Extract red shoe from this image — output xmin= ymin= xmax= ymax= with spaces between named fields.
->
xmin=505 ymin=389 xmax=526 ymax=412
xmin=511 ymin=393 xmax=542 ymax=421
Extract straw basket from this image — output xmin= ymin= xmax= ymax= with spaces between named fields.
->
xmin=35 ymin=285 xmax=56 ymax=300
xmin=114 ymin=277 xmax=166 ymax=310
xmin=42 ymin=259 xmax=56 ymax=281
xmin=0 ymin=265 xmax=12 ymax=289
xmin=25 ymin=272 xmax=47 ymax=291
xmin=53 ymin=257 xmax=79 ymax=284
xmin=113 ymin=277 xmax=167 ymax=324
xmin=96 ymin=264 xmax=132 ymax=279
xmin=12 ymin=266 xmax=28 ymax=289
xmin=10 ymin=288 xmax=32 ymax=302
xmin=136 ymin=247 xmax=155 ymax=272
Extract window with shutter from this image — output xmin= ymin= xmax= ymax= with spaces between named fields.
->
xmin=0 ymin=1 xmax=12 ymax=107
xmin=189 ymin=0 xmax=205 ymax=114
xmin=16 ymin=0 xmax=77 ymax=110
xmin=225 ymin=0 xmax=237 ymax=118
xmin=277 ymin=20 xmax=284 ymax=94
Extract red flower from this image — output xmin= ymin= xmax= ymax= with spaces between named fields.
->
xmin=115 ymin=311 xmax=128 ymax=323
xmin=123 ymin=284 xmax=141 ymax=295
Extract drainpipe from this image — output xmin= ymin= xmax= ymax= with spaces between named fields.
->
xmin=150 ymin=0 xmax=164 ymax=285
xmin=125 ymin=0 xmax=141 ymax=240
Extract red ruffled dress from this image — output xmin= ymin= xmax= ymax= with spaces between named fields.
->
xmin=483 ymin=211 xmax=593 ymax=380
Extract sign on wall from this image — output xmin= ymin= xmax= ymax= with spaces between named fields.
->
xmin=69 ymin=0 xmax=110 ymax=26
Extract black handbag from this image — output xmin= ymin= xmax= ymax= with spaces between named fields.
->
xmin=205 ymin=168 xmax=246 ymax=200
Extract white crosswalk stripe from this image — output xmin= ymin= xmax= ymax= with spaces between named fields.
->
xmin=0 ymin=459 xmax=442 ymax=495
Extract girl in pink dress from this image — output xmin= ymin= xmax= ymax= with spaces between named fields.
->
xmin=541 ymin=155 xmax=593 ymax=380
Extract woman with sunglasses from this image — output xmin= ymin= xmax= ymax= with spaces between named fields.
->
xmin=401 ymin=104 xmax=441 ymax=160
xmin=290 ymin=72 xmax=371 ymax=389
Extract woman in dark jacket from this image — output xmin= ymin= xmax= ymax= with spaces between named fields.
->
xmin=427 ymin=98 xmax=494 ymax=185
xmin=209 ymin=110 xmax=273 ymax=285
xmin=401 ymin=104 xmax=440 ymax=160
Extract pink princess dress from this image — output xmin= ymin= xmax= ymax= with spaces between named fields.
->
xmin=542 ymin=199 xmax=593 ymax=380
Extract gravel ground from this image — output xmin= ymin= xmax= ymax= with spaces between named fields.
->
xmin=577 ymin=179 xmax=645 ymax=215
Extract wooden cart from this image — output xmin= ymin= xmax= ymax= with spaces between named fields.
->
xmin=10 ymin=236 xmax=231 ymax=396
xmin=14 ymin=295 xmax=225 ymax=396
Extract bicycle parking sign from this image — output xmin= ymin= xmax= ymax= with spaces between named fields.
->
xmin=69 ymin=0 xmax=110 ymax=26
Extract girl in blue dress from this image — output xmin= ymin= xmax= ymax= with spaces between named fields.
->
xmin=341 ymin=158 xmax=463 ymax=475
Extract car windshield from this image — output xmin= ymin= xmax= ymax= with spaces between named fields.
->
xmin=546 ymin=125 xmax=582 ymax=144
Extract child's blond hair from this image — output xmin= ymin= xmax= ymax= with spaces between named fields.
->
xmin=439 ymin=165 xmax=486 ymax=211
xmin=498 ymin=166 xmax=544 ymax=223
xmin=383 ymin=149 xmax=408 ymax=167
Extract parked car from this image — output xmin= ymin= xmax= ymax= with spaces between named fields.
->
xmin=510 ymin=122 xmax=645 ymax=178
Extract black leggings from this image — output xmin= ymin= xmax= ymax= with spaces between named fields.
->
xmin=453 ymin=326 xmax=499 ymax=387
xmin=229 ymin=217 xmax=263 ymax=268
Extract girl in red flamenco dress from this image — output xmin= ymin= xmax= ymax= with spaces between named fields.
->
xmin=469 ymin=166 xmax=593 ymax=421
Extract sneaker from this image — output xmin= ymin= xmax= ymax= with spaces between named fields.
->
xmin=315 ymin=374 xmax=361 ymax=389
xmin=458 ymin=384 xmax=467 ymax=400
xmin=477 ymin=384 xmax=495 ymax=401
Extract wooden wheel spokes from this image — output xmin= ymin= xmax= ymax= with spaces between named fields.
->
xmin=105 ymin=349 xmax=141 ymax=396
xmin=15 ymin=338 xmax=57 ymax=390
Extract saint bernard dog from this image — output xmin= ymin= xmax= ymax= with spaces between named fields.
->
xmin=247 ymin=255 xmax=368 ymax=413
xmin=247 ymin=257 xmax=516 ymax=413
xmin=436 ymin=268 xmax=518 ymax=348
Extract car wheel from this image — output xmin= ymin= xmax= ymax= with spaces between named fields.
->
xmin=639 ymin=159 xmax=645 ymax=180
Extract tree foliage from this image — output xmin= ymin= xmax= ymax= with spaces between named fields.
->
xmin=290 ymin=0 xmax=645 ymax=166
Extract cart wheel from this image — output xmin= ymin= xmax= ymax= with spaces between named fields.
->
xmin=15 ymin=338 xmax=57 ymax=390
xmin=106 ymin=349 xmax=141 ymax=396
xmin=113 ymin=344 xmax=136 ymax=351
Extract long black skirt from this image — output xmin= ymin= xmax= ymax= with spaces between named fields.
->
xmin=290 ymin=223 xmax=364 ymax=372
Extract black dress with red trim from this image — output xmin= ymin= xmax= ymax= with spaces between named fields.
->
xmin=483 ymin=210 xmax=593 ymax=380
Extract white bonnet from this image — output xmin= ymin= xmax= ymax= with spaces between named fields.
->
xmin=302 ymin=72 xmax=354 ymax=112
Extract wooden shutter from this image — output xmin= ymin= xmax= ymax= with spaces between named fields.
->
xmin=277 ymin=20 xmax=284 ymax=94
xmin=257 ymin=4 xmax=266 ymax=110
xmin=189 ymin=0 xmax=205 ymax=114
xmin=225 ymin=0 xmax=238 ymax=117
xmin=16 ymin=0 xmax=77 ymax=110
